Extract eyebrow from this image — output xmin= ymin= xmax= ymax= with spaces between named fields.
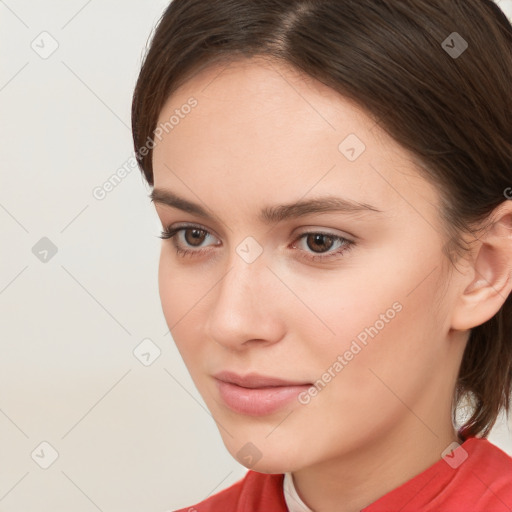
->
xmin=149 ymin=188 xmax=382 ymax=224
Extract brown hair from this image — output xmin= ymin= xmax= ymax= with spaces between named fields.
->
xmin=131 ymin=0 xmax=512 ymax=439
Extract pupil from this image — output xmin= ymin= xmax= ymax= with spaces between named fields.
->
xmin=186 ymin=229 xmax=205 ymax=246
xmin=308 ymin=234 xmax=333 ymax=253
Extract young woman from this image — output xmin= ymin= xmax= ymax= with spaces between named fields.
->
xmin=131 ymin=0 xmax=512 ymax=510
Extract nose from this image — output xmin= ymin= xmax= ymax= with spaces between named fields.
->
xmin=204 ymin=248 xmax=286 ymax=351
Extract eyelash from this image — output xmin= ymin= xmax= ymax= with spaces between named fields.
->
xmin=158 ymin=224 xmax=355 ymax=262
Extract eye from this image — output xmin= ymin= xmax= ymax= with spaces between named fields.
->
xmin=292 ymin=231 xmax=354 ymax=262
xmin=159 ymin=224 xmax=355 ymax=262
xmin=159 ymin=224 xmax=220 ymax=258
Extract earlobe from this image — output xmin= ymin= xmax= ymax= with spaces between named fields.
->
xmin=450 ymin=202 xmax=512 ymax=331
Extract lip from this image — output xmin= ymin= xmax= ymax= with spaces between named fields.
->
xmin=213 ymin=371 xmax=312 ymax=416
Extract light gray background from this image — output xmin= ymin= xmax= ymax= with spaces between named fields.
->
xmin=1 ymin=1 xmax=511 ymax=511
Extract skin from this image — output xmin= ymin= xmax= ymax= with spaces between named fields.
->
xmin=151 ymin=56 xmax=512 ymax=512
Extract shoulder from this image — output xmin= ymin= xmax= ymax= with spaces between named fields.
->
xmin=173 ymin=470 xmax=287 ymax=512
xmin=462 ymin=437 xmax=512 ymax=485
xmin=435 ymin=437 xmax=512 ymax=511
xmin=362 ymin=436 xmax=512 ymax=512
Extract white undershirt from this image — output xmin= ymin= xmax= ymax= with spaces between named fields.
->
xmin=283 ymin=472 xmax=314 ymax=512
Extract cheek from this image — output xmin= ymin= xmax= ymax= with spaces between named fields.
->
xmin=158 ymin=246 xmax=210 ymax=324
xmin=157 ymin=249 xmax=204 ymax=354
xmin=305 ymin=253 xmax=448 ymax=417
xmin=158 ymin=250 xmax=179 ymax=325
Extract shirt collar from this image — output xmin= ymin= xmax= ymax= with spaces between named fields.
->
xmin=283 ymin=472 xmax=314 ymax=512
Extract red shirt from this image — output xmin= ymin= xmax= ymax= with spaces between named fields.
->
xmin=174 ymin=437 xmax=512 ymax=511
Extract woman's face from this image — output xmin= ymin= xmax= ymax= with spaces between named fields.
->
xmin=152 ymin=56 xmax=466 ymax=473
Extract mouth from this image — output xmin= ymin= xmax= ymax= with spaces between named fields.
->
xmin=213 ymin=371 xmax=313 ymax=416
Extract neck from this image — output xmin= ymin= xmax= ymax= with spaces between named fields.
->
xmin=291 ymin=418 xmax=462 ymax=512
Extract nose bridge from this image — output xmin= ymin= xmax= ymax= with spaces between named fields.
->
xmin=205 ymin=240 xmax=282 ymax=346
xmin=215 ymin=244 xmax=267 ymax=318
xmin=221 ymin=234 xmax=270 ymax=302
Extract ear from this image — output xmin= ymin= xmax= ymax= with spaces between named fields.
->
xmin=450 ymin=200 xmax=512 ymax=331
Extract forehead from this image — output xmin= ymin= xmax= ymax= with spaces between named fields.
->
xmin=156 ymin=55 xmax=376 ymax=144
xmin=151 ymin=56 xmax=439 ymax=222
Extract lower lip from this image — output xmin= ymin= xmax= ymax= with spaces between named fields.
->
xmin=216 ymin=380 xmax=312 ymax=416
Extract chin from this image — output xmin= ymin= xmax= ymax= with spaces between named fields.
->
xmin=221 ymin=436 xmax=308 ymax=474
xmin=240 ymin=457 xmax=295 ymax=474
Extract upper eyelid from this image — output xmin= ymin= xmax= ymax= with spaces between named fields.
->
xmin=166 ymin=221 xmax=219 ymax=237
xmin=156 ymin=208 xmax=360 ymax=239
xmin=166 ymin=222 xmax=350 ymax=235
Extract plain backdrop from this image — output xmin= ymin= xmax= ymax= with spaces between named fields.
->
xmin=1 ymin=1 xmax=511 ymax=511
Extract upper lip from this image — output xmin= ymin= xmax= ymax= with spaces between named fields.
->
xmin=213 ymin=371 xmax=311 ymax=388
